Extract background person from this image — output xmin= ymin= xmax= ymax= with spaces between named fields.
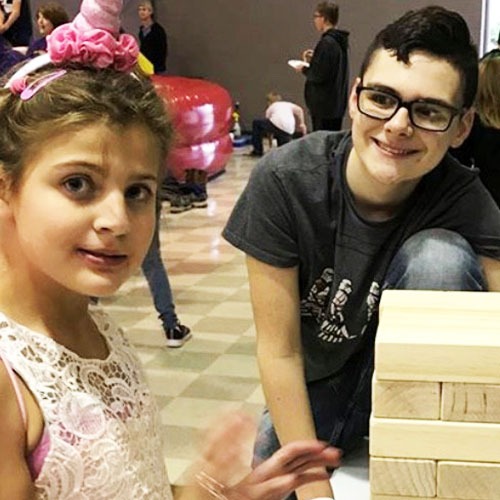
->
xmin=247 ymin=91 xmax=307 ymax=157
xmin=224 ymin=6 xmax=500 ymax=500
xmin=138 ymin=0 xmax=167 ymax=74
xmin=0 ymin=0 xmax=32 ymax=46
xmin=450 ymin=50 xmax=500 ymax=207
xmin=296 ymin=1 xmax=349 ymax=132
xmin=26 ymin=1 xmax=69 ymax=57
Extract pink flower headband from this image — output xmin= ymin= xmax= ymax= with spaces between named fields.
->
xmin=4 ymin=0 xmax=139 ymax=97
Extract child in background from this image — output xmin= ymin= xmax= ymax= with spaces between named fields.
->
xmin=247 ymin=92 xmax=307 ymax=157
xmin=0 ymin=0 xmax=341 ymax=498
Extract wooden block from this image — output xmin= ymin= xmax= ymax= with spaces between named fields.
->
xmin=442 ymin=383 xmax=500 ymax=423
xmin=380 ymin=290 xmax=500 ymax=316
xmin=375 ymin=325 xmax=500 ymax=384
xmin=370 ymin=457 xmax=436 ymax=496
xmin=371 ymin=495 xmax=462 ymax=500
xmin=438 ymin=461 xmax=500 ymax=499
xmin=373 ymin=379 xmax=440 ymax=420
xmin=370 ymin=417 xmax=500 ymax=462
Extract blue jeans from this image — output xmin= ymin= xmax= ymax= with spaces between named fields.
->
xmin=251 ymin=118 xmax=292 ymax=155
xmin=141 ymin=219 xmax=179 ymax=330
xmin=253 ymin=229 xmax=486 ymax=488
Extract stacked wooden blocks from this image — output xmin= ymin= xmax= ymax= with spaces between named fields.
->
xmin=370 ymin=290 xmax=500 ymax=500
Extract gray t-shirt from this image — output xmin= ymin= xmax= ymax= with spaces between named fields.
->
xmin=223 ymin=131 xmax=500 ymax=382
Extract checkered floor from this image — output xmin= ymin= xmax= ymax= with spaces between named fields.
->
xmin=100 ymin=147 xmax=370 ymax=498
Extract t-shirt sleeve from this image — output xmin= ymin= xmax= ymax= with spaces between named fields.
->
xmin=222 ymin=154 xmax=299 ymax=267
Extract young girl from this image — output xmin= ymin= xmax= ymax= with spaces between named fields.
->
xmin=0 ymin=0 xmax=340 ymax=498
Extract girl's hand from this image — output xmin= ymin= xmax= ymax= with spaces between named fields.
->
xmin=183 ymin=412 xmax=341 ymax=500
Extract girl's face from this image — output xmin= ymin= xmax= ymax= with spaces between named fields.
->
xmin=4 ymin=122 xmax=161 ymax=298
xmin=37 ymin=13 xmax=54 ymax=35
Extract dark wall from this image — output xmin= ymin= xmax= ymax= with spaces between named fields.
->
xmin=29 ymin=0 xmax=482 ymax=129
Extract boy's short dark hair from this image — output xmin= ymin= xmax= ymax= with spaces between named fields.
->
xmin=316 ymin=2 xmax=339 ymax=26
xmin=359 ymin=6 xmax=478 ymax=108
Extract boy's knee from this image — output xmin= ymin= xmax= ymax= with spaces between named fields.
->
xmin=386 ymin=229 xmax=486 ymax=290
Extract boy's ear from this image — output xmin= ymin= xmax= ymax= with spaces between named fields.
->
xmin=348 ymin=77 xmax=361 ymax=120
xmin=450 ymin=107 xmax=475 ymax=148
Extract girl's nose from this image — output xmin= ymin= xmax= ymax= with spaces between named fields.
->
xmin=93 ymin=193 xmax=130 ymax=236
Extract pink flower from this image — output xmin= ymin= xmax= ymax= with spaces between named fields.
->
xmin=78 ymin=30 xmax=115 ymax=68
xmin=113 ymin=34 xmax=139 ymax=72
xmin=48 ymin=25 xmax=80 ymax=64
xmin=46 ymin=24 xmax=138 ymax=72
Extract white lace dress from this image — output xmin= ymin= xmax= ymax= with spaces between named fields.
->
xmin=0 ymin=310 xmax=173 ymax=500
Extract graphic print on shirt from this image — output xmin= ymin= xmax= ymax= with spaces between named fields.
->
xmin=300 ymin=268 xmax=381 ymax=343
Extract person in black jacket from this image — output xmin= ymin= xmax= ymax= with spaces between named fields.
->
xmin=297 ymin=1 xmax=349 ymax=131
xmin=138 ymin=0 xmax=167 ymax=74
xmin=450 ymin=50 xmax=500 ymax=207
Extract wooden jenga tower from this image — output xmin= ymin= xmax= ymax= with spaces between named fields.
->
xmin=370 ymin=290 xmax=500 ymax=500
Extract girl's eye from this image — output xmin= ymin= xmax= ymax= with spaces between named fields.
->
xmin=63 ymin=176 xmax=93 ymax=197
xmin=126 ymin=184 xmax=154 ymax=202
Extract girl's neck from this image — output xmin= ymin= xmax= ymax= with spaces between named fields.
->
xmin=0 ymin=258 xmax=108 ymax=359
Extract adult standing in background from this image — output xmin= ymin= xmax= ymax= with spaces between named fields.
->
xmin=298 ymin=2 xmax=349 ymax=131
xmin=138 ymin=0 xmax=167 ymax=74
xmin=0 ymin=0 xmax=32 ymax=46
xmin=27 ymin=2 xmax=69 ymax=57
xmin=450 ymin=50 xmax=500 ymax=207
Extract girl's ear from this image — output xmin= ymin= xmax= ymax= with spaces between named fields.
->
xmin=0 ymin=170 xmax=13 ymax=211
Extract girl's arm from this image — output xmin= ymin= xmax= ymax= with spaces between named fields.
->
xmin=0 ymin=360 xmax=35 ymax=499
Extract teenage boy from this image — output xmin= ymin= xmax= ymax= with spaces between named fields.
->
xmin=223 ymin=6 xmax=500 ymax=500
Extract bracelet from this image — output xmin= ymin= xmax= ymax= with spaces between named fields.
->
xmin=195 ymin=471 xmax=228 ymax=499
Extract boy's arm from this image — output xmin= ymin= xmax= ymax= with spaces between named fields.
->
xmin=246 ymin=256 xmax=334 ymax=500
xmin=481 ymin=256 xmax=500 ymax=291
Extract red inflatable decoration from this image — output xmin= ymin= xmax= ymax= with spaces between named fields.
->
xmin=152 ymin=75 xmax=233 ymax=180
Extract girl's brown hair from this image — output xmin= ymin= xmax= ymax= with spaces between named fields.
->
xmin=476 ymin=52 xmax=500 ymax=129
xmin=0 ymin=67 xmax=173 ymax=187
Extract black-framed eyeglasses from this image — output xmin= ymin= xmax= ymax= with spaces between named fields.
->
xmin=356 ymin=85 xmax=464 ymax=132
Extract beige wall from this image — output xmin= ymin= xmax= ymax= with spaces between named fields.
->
xmin=30 ymin=0 xmax=482 ymax=130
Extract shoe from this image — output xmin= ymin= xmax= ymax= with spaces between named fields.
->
xmin=245 ymin=150 xmax=263 ymax=157
xmin=190 ymin=191 xmax=208 ymax=208
xmin=165 ymin=323 xmax=192 ymax=348
xmin=169 ymin=194 xmax=193 ymax=213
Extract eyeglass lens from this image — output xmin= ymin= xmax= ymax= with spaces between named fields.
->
xmin=358 ymin=88 xmax=454 ymax=131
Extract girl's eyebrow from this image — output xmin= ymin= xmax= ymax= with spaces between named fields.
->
xmin=54 ymin=162 xmax=159 ymax=182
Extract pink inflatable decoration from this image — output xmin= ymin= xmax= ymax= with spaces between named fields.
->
xmin=153 ymin=75 xmax=233 ymax=180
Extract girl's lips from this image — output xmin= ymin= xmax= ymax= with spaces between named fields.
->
xmin=373 ymin=138 xmax=419 ymax=156
xmin=77 ymin=249 xmax=128 ymax=267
